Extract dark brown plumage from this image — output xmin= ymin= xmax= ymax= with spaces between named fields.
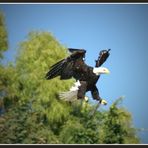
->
xmin=45 ymin=48 xmax=110 ymax=102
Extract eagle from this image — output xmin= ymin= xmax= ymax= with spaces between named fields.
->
xmin=45 ymin=48 xmax=111 ymax=105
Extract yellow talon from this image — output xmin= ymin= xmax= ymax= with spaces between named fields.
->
xmin=84 ymin=96 xmax=89 ymax=102
xmin=100 ymin=99 xmax=107 ymax=105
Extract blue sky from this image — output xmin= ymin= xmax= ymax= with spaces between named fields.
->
xmin=0 ymin=4 xmax=148 ymax=143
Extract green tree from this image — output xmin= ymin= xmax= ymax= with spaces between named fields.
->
xmin=0 ymin=30 xmax=140 ymax=144
xmin=0 ymin=11 xmax=8 ymax=59
xmin=15 ymin=31 xmax=73 ymax=127
xmin=98 ymin=97 xmax=139 ymax=144
xmin=59 ymin=97 xmax=139 ymax=144
xmin=0 ymin=31 xmax=73 ymax=143
xmin=0 ymin=11 xmax=11 ymax=116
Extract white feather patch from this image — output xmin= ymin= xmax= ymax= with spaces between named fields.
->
xmin=59 ymin=90 xmax=78 ymax=102
xmin=59 ymin=80 xmax=81 ymax=102
xmin=93 ymin=67 xmax=100 ymax=75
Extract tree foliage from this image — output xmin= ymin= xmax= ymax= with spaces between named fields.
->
xmin=98 ymin=97 xmax=139 ymax=144
xmin=0 ymin=11 xmax=8 ymax=59
xmin=0 ymin=13 xmax=140 ymax=144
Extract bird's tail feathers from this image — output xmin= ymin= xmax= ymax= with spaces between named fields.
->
xmin=59 ymin=90 xmax=78 ymax=102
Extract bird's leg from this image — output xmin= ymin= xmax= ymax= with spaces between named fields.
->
xmin=91 ymin=86 xmax=107 ymax=105
xmin=77 ymin=81 xmax=87 ymax=100
xmin=77 ymin=81 xmax=87 ymax=110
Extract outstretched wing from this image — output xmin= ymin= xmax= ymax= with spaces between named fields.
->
xmin=68 ymin=48 xmax=85 ymax=54
xmin=95 ymin=49 xmax=111 ymax=67
xmin=45 ymin=48 xmax=86 ymax=80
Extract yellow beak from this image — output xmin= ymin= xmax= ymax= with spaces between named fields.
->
xmin=106 ymin=69 xmax=110 ymax=74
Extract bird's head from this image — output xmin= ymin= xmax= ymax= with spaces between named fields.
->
xmin=93 ymin=67 xmax=110 ymax=76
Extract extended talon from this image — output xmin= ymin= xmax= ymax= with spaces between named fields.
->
xmin=84 ymin=96 xmax=89 ymax=102
xmin=100 ymin=99 xmax=107 ymax=105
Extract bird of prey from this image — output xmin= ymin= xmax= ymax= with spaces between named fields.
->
xmin=45 ymin=48 xmax=111 ymax=105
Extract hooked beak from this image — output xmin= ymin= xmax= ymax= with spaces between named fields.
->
xmin=106 ymin=69 xmax=110 ymax=74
